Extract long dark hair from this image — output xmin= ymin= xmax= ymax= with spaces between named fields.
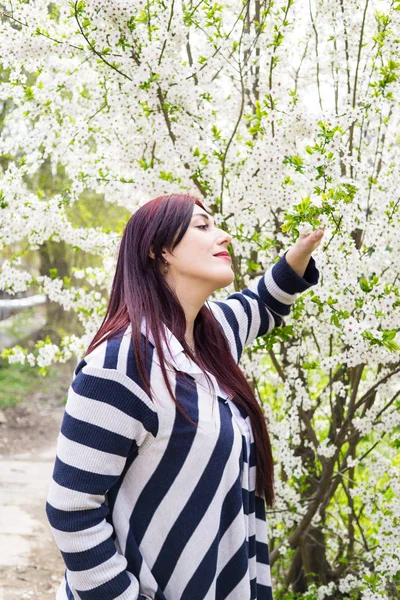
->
xmin=85 ymin=194 xmax=275 ymax=506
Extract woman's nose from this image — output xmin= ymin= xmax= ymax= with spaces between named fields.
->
xmin=217 ymin=228 xmax=232 ymax=245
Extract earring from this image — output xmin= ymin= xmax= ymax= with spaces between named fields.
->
xmin=163 ymin=258 xmax=168 ymax=274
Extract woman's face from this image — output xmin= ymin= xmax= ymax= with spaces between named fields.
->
xmin=164 ymin=206 xmax=234 ymax=292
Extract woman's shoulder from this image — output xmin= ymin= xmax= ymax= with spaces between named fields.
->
xmin=73 ymin=324 xmax=154 ymax=388
xmin=74 ymin=325 xmax=132 ymax=376
xmin=72 ymin=325 xmax=156 ymax=405
xmin=67 ymin=327 xmax=159 ymax=442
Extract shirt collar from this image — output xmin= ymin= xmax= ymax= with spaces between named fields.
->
xmin=139 ymin=315 xmax=204 ymax=375
xmin=123 ymin=317 xmax=230 ymax=400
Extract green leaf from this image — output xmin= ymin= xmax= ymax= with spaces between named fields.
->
xmin=382 ymin=329 xmax=397 ymax=341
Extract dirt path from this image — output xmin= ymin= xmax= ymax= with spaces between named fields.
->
xmin=0 ymin=370 xmax=71 ymax=599
xmin=0 ymin=446 xmax=65 ymax=599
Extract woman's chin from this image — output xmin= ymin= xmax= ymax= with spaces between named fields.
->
xmin=214 ymin=270 xmax=235 ymax=289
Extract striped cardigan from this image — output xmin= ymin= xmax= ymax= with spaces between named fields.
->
xmin=46 ymin=250 xmax=319 ymax=600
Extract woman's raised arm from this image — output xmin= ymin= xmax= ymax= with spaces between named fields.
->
xmin=207 ymin=229 xmax=324 ymax=363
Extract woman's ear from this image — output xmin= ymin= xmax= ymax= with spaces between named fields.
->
xmin=149 ymin=245 xmax=166 ymax=261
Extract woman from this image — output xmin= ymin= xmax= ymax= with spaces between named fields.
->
xmin=46 ymin=193 xmax=323 ymax=600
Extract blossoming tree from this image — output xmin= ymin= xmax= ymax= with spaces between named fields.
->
xmin=0 ymin=0 xmax=399 ymax=597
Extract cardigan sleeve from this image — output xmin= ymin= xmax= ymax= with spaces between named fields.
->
xmin=45 ymin=360 xmax=158 ymax=600
xmin=207 ymin=249 xmax=319 ymax=363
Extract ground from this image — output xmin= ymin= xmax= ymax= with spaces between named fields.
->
xmin=0 ymin=362 xmax=73 ymax=600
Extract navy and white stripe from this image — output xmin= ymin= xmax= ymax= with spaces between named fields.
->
xmin=208 ymin=250 xmax=319 ymax=363
xmin=46 ymin=251 xmax=319 ymax=599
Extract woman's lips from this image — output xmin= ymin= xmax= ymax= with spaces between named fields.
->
xmin=214 ymin=254 xmax=232 ymax=261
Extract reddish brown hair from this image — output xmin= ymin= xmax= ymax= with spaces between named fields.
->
xmin=85 ymin=194 xmax=275 ymax=506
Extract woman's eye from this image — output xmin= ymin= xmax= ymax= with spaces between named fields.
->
xmin=197 ymin=225 xmax=209 ymax=230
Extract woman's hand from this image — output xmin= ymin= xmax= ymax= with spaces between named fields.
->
xmin=285 ymin=228 xmax=324 ymax=278
xmin=294 ymin=227 xmax=325 ymax=255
